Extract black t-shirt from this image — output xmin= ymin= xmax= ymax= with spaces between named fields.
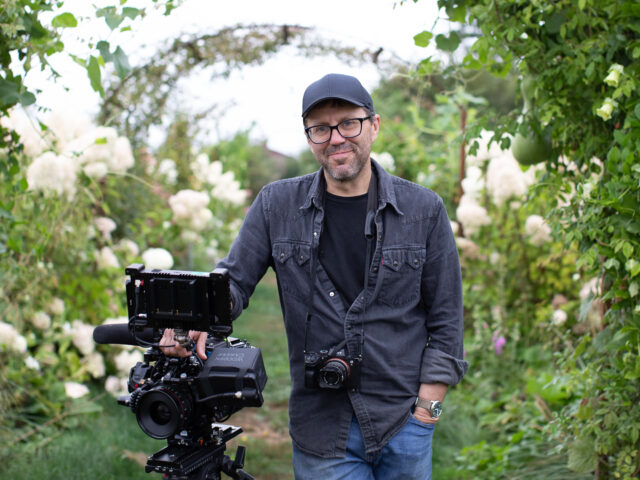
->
xmin=318 ymin=192 xmax=368 ymax=306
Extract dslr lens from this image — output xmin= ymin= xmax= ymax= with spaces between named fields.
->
xmin=135 ymin=387 xmax=192 ymax=439
xmin=319 ymin=358 xmax=350 ymax=389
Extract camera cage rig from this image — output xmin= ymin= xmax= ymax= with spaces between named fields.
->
xmin=119 ymin=264 xmax=263 ymax=480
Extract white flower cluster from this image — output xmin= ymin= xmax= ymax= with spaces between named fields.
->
xmin=64 ymin=381 xmax=89 ymax=399
xmin=141 ymin=247 xmax=174 ymax=269
xmin=524 ymin=215 xmax=552 ymax=246
xmin=95 ymin=246 xmax=120 ymax=270
xmin=31 ymin=311 xmax=52 ymax=330
xmin=191 ymin=154 xmax=247 ymax=205
xmin=373 ymin=152 xmax=395 ymax=172
xmin=26 ymin=151 xmax=78 ymax=199
xmin=0 ymin=321 xmax=27 ymax=353
xmin=169 ymin=189 xmax=213 ymax=232
xmin=157 ymin=158 xmax=178 ymax=184
xmin=94 ymin=217 xmax=117 ymax=241
xmin=64 ymin=126 xmax=134 ymax=178
xmin=5 ymin=108 xmax=136 ymax=197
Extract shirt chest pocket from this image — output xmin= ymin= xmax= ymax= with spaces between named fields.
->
xmin=376 ymin=247 xmax=426 ymax=307
xmin=273 ymin=241 xmax=311 ymax=301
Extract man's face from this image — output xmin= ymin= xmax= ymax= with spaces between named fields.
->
xmin=304 ymin=103 xmax=380 ymax=184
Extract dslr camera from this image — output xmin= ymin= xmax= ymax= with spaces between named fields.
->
xmin=94 ymin=264 xmax=267 ymax=479
xmin=304 ymin=340 xmax=361 ymax=390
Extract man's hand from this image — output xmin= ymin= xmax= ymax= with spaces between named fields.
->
xmin=413 ymin=382 xmax=448 ymax=424
xmin=159 ymin=329 xmax=208 ymax=360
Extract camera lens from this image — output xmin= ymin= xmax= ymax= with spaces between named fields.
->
xmin=318 ymin=358 xmax=350 ymax=389
xmin=135 ymin=387 xmax=192 ymax=439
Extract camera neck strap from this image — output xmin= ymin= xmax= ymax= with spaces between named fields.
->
xmin=303 ymin=166 xmax=377 ymax=355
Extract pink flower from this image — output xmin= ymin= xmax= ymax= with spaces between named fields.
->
xmin=492 ymin=332 xmax=506 ymax=355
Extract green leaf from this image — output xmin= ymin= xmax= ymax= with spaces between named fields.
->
xmin=629 ymin=282 xmax=639 ymax=297
xmin=87 ymin=55 xmax=104 ymax=96
xmin=51 ymin=12 xmax=78 ymax=28
xmin=414 ymin=30 xmax=433 ymax=48
xmin=435 ymin=32 xmax=462 ymax=52
xmin=122 ymin=7 xmax=141 ymax=20
xmin=97 ymin=40 xmax=112 ymax=61
xmin=627 ymin=259 xmax=640 ymax=277
xmin=0 ymin=78 xmax=21 ymax=108
xmin=112 ymin=46 xmax=131 ymax=79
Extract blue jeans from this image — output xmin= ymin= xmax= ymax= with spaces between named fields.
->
xmin=292 ymin=414 xmax=435 ymax=480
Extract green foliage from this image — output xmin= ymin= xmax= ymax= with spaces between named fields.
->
xmin=413 ymin=0 xmax=640 ymax=476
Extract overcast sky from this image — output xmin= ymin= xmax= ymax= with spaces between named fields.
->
xmin=29 ymin=0 xmax=441 ymax=155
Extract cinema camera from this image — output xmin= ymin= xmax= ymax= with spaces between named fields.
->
xmin=93 ymin=264 xmax=267 ymax=480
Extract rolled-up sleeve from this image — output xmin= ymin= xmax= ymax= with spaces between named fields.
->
xmin=420 ymin=199 xmax=468 ymax=385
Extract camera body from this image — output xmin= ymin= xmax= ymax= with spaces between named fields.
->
xmin=304 ymin=344 xmax=361 ymax=390
xmin=117 ymin=264 xmax=267 ymax=449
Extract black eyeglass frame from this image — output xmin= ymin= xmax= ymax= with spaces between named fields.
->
xmin=304 ymin=116 xmax=373 ymax=144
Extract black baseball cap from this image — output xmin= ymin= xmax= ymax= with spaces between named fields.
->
xmin=302 ymin=73 xmax=375 ymax=118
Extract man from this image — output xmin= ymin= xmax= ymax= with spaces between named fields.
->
xmin=161 ymin=73 xmax=468 ymax=479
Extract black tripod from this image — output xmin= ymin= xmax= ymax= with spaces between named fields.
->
xmin=144 ymin=424 xmax=253 ymax=480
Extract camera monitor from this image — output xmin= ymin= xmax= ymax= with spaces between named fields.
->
xmin=125 ymin=263 xmax=232 ymax=337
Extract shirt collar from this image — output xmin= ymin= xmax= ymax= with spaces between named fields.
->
xmin=300 ymin=158 xmax=403 ymax=216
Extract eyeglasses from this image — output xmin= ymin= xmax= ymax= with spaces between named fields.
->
xmin=304 ymin=116 xmax=373 ymax=144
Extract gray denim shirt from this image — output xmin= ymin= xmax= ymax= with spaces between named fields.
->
xmin=217 ymin=159 xmax=468 ymax=459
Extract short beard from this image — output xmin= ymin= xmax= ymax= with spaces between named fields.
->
xmin=320 ymin=145 xmax=369 ymax=182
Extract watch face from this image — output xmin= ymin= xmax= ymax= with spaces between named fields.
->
xmin=430 ymin=401 xmax=443 ymax=418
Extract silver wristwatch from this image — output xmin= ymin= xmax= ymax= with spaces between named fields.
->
xmin=415 ymin=397 xmax=443 ymax=419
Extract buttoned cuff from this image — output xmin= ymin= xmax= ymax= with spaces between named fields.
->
xmin=420 ymin=347 xmax=468 ymax=386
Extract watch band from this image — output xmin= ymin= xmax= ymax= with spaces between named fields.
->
xmin=415 ymin=397 xmax=443 ymax=418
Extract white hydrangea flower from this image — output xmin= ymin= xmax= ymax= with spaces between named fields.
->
xmin=25 ymin=355 xmax=41 ymax=370
xmin=71 ymin=320 xmax=95 ymax=355
xmin=456 ymin=199 xmax=491 ymax=235
xmin=524 ymin=215 xmax=552 ymax=246
xmin=48 ymin=297 xmax=65 ymax=315
xmin=15 ymin=334 xmax=27 ymax=353
xmin=551 ymin=309 xmax=567 ymax=326
xmin=169 ymin=189 xmax=212 ymax=231
xmin=461 ymin=166 xmax=485 ymax=203
xmin=105 ymin=375 xmax=129 ymax=397
xmin=83 ymin=161 xmax=109 ymax=179
xmin=180 ymin=230 xmax=202 ymax=243
xmin=0 ymin=322 xmax=22 ymax=352
xmin=193 ymin=157 xmax=247 ymax=206
xmin=26 ymin=151 xmax=78 ymax=199
xmin=83 ymin=352 xmax=106 ymax=378
xmin=94 ymin=217 xmax=117 ymax=241
xmin=141 ymin=248 xmax=174 ymax=270
xmin=466 ymin=130 xmax=504 ymax=167
xmin=32 ymin=311 xmax=51 ymax=330
xmin=1 ymin=108 xmax=49 ymax=157
xmin=157 ymin=159 xmax=178 ymax=184
xmin=64 ymin=382 xmax=90 ymax=399
xmin=114 ymin=349 xmax=144 ymax=375
xmin=113 ymin=137 xmax=135 ymax=172
xmin=95 ymin=246 xmax=120 ymax=270
xmin=116 ymin=238 xmax=139 ymax=258
xmin=486 ymin=152 xmax=529 ymax=206
xmin=43 ymin=110 xmax=91 ymax=150
xmin=373 ymin=152 xmax=395 ymax=171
